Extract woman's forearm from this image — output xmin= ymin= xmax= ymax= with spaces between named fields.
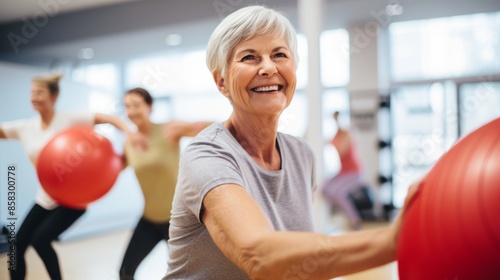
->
xmin=245 ymin=228 xmax=395 ymax=280
xmin=94 ymin=113 xmax=132 ymax=133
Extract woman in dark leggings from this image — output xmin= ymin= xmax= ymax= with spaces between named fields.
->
xmin=119 ymin=218 xmax=169 ymax=279
xmin=12 ymin=205 xmax=85 ymax=280
xmin=0 ymin=73 xmax=137 ymax=280
xmin=120 ymin=88 xmax=211 ymax=279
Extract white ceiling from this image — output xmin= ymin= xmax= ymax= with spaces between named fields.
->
xmin=0 ymin=0 xmax=140 ymax=24
xmin=0 ymin=0 xmax=499 ymax=67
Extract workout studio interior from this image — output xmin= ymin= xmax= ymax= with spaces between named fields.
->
xmin=0 ymin=0 xmax=499 ymax=279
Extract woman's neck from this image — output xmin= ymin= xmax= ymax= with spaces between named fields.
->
xmin=137 ymin=120 xmax=154 ymax=135
xmin=225 ymin=112 xmax=281 ymax=170
xmin=39 ymin=110 xmax=55 ymax=130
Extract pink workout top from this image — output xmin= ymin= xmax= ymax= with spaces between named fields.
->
xmin=331 ymin=130 xmax=363 ymax=174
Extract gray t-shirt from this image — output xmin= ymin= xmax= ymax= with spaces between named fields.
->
xmin=164 ymin=123 xmax=316 ymax=280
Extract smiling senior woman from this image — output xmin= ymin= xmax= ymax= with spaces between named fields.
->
xmin=164 ymin=5 xmax=418 ymax=280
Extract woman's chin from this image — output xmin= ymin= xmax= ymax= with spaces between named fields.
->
xmin=136 ymin=120 xmax=149 ymax=127
xmin=261 ymin=101 xmax=288 ymax=113
xmin=32 ymin=106 xmax=42 ymax=112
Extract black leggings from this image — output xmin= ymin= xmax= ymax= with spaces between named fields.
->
xmin=10 ymin=203 xmax=85 ymax=280
xmin=119 ymin=218 xmax=170 ymax=280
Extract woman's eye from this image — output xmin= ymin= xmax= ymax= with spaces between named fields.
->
xmin=275 ymin=52 xmax=287 ymax=58
xmin=241 ymin=55 xmax=255 ymax=61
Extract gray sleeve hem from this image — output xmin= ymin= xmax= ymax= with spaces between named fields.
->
xmin=195 ymin=179 xmax=245 ymax=223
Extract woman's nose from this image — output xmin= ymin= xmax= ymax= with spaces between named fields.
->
xmin=258 ymin=56 xmax=277 ymax=76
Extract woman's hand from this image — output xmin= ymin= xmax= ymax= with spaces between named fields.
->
xmin=391 ymin=177 xmax=424 ymax=246
xmin=94 ymin=113 xmax=149 ymax=151
xmin=0 ymin=126 xmax=6 ymax=139
xmin=127 ymin=131 xmax=149 ymax=152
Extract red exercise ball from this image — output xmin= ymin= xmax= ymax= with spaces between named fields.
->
xmin=37 ymin=126 xmax=122 ymax=209
xmin=398 ymin=117 xmax=500 ymax=280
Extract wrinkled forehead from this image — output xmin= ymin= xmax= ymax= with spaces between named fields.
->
xmin=241 ymin=25 xmax=289 ymax=46
xmin=231 ymin=34 xmax=289 ymax=53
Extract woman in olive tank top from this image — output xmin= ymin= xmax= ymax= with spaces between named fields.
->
xmin=119 ymin=87 xmax=211 ymax=280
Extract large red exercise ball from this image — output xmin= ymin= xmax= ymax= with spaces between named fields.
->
xmin=37 ymin=126 xmax=122 ymax=209
xmin=397 ymin=117 xmax=500 ymax=280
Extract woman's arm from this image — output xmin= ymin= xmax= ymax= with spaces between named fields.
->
xmin=163 ymin=121 xmax=213 ymax=143
xmin=95 ymin=113 xmax=148 ymax=151
xmin=94 ymin=113 xmax=132 ymax=133
xmin=0 ymin=126 xmax=6 ymax=139
xmin=202 ymin=181 xmax=420 ymax=280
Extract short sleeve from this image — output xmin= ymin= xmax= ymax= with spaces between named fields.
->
xmin=178 ymin=141 xmax=244 ymax=222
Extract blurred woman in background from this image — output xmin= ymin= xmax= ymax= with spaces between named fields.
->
xmin=119 ymin=87 xmax=211 ymax=280
xmin=322 ymin=111 xmax=369 ymax=230
xmin=0 ymin=73 xmax=139 ymax=280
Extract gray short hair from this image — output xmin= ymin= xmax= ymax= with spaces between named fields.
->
xmin=206 ymin=5 xmax=298 ymax=77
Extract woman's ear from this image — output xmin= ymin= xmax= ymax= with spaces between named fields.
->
xmin=213 ymin=71 xmax=230 ymax=98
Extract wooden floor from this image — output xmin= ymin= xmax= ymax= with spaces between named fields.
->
xmin=0 ymin=223 xmax=398 ymax=280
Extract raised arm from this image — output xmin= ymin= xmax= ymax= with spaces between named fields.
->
xmin=202 ymin=182 xmax=416 ymax=280
xmin=163 ymin=121 xmax=213 ymax=143
xmin=94 ymin=113 xmax=148 ymax=151
xmin=94 ymin=113 xmax=132 ymax=133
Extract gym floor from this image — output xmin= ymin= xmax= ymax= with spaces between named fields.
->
xmin=0 ymin=221 xmax=397 ymax=280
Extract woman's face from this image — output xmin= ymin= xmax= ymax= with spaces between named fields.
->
xmin=124 ymin=93 xmax=152 ymax=127
xmin=30 ymin=82 xmax=56 ymax=112
xmin=218 ymin=34 xmax=296 ymax=118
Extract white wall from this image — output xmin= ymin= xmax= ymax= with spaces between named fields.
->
xmin=0 ymin=62 xmax=142 ymax=241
